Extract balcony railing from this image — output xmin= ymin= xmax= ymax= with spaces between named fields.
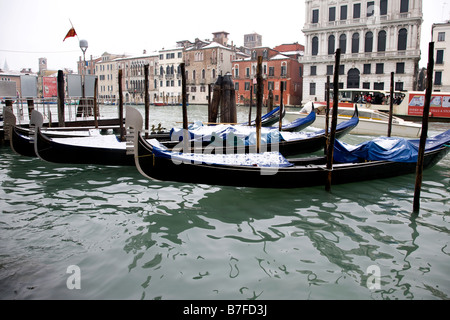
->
xmin=301 ymin=49 xmax=420 ymax=63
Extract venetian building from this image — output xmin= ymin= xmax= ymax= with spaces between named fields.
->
xmin=301 ymin=0 xmax=422 ymax=104
xmin=156 ymin=46 xmax=184 ymax=105
xmin=432 ymin=21 xmax=450 ymax=92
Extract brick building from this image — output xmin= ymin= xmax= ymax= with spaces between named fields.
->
xmin=232 ymin=44 xmax=304 ymax=107
xmin=184 ymin=34 xmax=237 ymax=104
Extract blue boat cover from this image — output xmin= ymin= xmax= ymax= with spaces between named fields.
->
xmin=334 ymin=129 xmax=450 ymax=163
xmin=279 ymin=110 xmax=316 ymax=131
xmin=149 ymin=139 xmax=294 ymax=168
xmin=170 ymin=114 xmax=357 ymax=146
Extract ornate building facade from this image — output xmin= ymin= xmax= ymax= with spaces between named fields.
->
xmin=301 ymin=0 xmax=422 ymax=104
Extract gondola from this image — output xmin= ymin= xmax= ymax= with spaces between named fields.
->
xmin=279 ymin=107 xmax=316 ymax=132
xmin=34 ymin=128 xmax=135 ymax=166
xmin=32 ymin=105 xmax=354 ymax=166
xmin=166 ymin=107 xmax=357 ymax=157
xmin=133 ymin=124 xmax=450 ymax=189
xmin=245 ymin=106 xmax=286 ymax=127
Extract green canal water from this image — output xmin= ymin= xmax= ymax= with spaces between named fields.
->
xmin=1 ymin=105 xmax=449 ymax=300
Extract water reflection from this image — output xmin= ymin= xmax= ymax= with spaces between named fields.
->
xmin=1 ymin=143 xmax=450 ymax=299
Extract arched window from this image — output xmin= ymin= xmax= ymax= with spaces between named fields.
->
xmin=352 ymin=33 xmax=359 ymax=53
xmin=192 ymin=70 xmax=196 ymax=80
xmin=378 ymin=30 xmax=387 ymax=52
xmin=252 ymin=50 xmax=257 ymax=59
xmin=160 ymin=66 xmax=164 ymax=75
xmin=312 ymin=36 xmax=319 ymax=56
xmin=202 ymin=69 xmax=205 ymax=79
xmin=212 ymin=69 xmax=216 ymax=79
xmin=365 ymin=31 xmax=373 ymax=52
xmin=398 ymin=28 xmax=407 ymax=50
xmin=328 ymin=35 xmax=335 ymax=54
xmin=263 ymin=49 xmax=268 ymax=59
xmin=347 ymin=68 xmax=360 ymax=88
xmin=339 ymin=34 xmax=347 ymax=54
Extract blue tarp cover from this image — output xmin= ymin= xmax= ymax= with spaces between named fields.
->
xmin=170 ymin=114 xmax=358 ymax=146
xmin=334 ymin=129 xmax=450 ymax=163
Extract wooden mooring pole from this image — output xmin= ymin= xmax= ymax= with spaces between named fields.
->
xmin=93 ymin=76 xmax=98 ymax=129
xmin=325 ymin=49 xmax=341 ymax=192
xmin=388 ymin=72 xmax=394 ymax=137
xmin=118 ymin=68 xmax=124 ymax=141
xmin=144 ymin=64 xmax=150 ymax=139
xmin=180 ymin=63 xmax=189 ymax=151
xmin=57 ymin=70 xmax=65 ymax=127
xmin=278 ymin=82 xmax=284 ymax=131
xmin=248 ymin=85 xmax=253 ymax=125
xmin=413 ymin=42 xmax=434 ymax=214
xmin=256 ymin=56 xmax=263 ymax=153
xmin=325 ymin=76 xmax=330 ymax=150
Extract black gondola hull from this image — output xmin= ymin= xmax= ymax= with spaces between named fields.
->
xmin=35 ymin=128 xmax=134 ymax=166
xmin=136 ymin=133 xmax=449 ymax=189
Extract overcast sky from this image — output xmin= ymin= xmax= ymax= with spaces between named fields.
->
xmin=1 ymin=0 xmax=449 ymax=73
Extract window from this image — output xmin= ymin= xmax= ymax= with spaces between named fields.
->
xmin=339 ymin=65 xmax=345 ymax=75
xmin=365 ymin=32 xmax=373 ymax=52
xmin=281 ymin=63 xmax=287 ymax=76
xmin=245 ymin=82 xmax=250 ymax=90
xmin=353 ymin=3 xmax=361 ymax=18
xmin=363 ymin=64 xmax=371 ymax=74
xmin=235 ymin=83 xmax=239 ymax=90
xmin=363 ymin=82 xmax=370 ymax=89
xmin=310 ymin=83 xmax=316 ymax=95
xmin=376 ymin=63 xmax=384 ymax=74
xmin=329 ymin=7 xmax=336 ymax=21
xmin=396 ymin=62 xmax=405 ymax=74
xmin=398 ymin=28 xmax=407 ymax=50
xmin=328 ymin=35 xmax=335 ymax=54
xmin=436 ymin=50 xmax=444 ymax=64
xmin=246 ymin=68 xmax=250 ymax=77
xmin=435 ymin=71 xmax=442 ymax=85
xmin=327 ymin=65 xmax=333 ymax=75
xmin=367 ymin=1 xmax=375 ymax=17
xmin=395 ymin=82 xmax=404 ymax=91
xmin=269 ymin=66 xmax=275 ymax=76
xmin=202 ymin=69 xmax=205 ymax=79
xmin=339 ymin=34 xmax=347 ymax=53
xmin=234 ymin=66 xmax=239 ymax=77
xmin=400 ymin=0 xmax=409 ymax=13
xmin=438 ymin=32 xmax=446 ymax=41
xmin=310 ymin=66 xmax=317 ymax=76
xmin=378 ymin=30 xmax=387 ymax=52
xmin=374 ymin=82 xmax=384 ymax=90
xmin=312 ymin=9 xmax=319 ymax=23
xmin=312 ymin=36 xmax=319 ymax=55
xmin=352 ymin=33 xmax=359 ymax=53
xmin=380 ymin=0 xmax=388 ymax=15
xmin=268 ymin=81 xmax=274 ymax=91
xmin=340 ymin=5 xmax=347 ymax=20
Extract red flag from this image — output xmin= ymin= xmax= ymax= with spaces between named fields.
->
xmin=63 ymin=27 xmax=77 ymax=41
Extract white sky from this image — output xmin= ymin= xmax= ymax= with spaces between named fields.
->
xmin=0 ymin=0 xmax=449 ymax=73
